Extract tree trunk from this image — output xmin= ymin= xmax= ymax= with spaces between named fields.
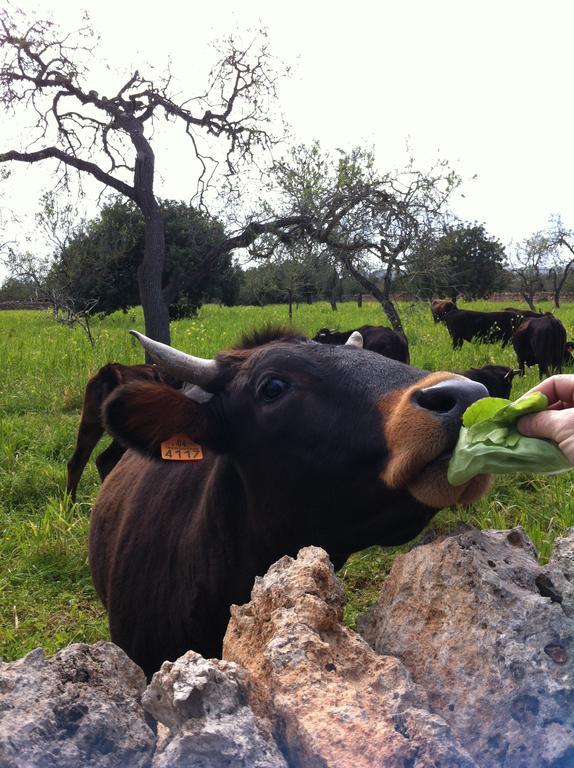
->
xmin=554 ymin=260 xmax=574 ymax=309
xmin=132 ymin=129 xmax=171 ymax=349
xmin=328 ymin=269 xmax=338 ymax=311
xmin=521 ymin=292 xmax=536 ymax=312
xmin=357 ymin=292 xmax=363 ymax=308
xmin=287 ymin=289 xmax=293 ymax=321
xmin=138 ymin=206 xmax=170 ymax=347
xmin=345 ymin=260 xmax=404 ymax=334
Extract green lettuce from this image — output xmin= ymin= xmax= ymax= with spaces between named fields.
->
xmin=447 ymin=392 xmax=574 ymax=486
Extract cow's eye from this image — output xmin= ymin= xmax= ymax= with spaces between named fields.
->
xmin=259 ymin=377 xmax=289 ymax=402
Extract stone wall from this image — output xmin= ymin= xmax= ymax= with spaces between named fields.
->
xmin=1 ymin=527 xmax=573 ymax=767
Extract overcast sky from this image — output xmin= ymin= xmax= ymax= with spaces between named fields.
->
xmin=2 ymin=0 xmax=574 ymax=281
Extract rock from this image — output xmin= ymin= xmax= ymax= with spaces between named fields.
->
xmin=549 ymin=527 xmax=574 ymax=620
xmin=142 ymin=650 xmax=287 ymax=768
xmin=223 ymin=546 xmax=476 ymax=768
xmin=0 ymin=641 xmax=154 ymax=768
xmin=359 ymin=526 xmax=574 ymax=768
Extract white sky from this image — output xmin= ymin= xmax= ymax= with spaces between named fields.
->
xmin=2 ymin=0 xmax=574 ymax=281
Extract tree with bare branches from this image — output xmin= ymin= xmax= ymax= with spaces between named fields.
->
xmin=4 ymin=246 xmax=99 ymax=344
xmin=0 ymin=7 xmax=284 ymax=343
xmin=257 ymin=142 xmax=460 ymax=333
xmin=509 ymin=218 xmax=574 ymax=310
xmin=509 ymin=234 xmax=547 ymax=311
xmin=545 ymin=215 xmax=574 ymax=308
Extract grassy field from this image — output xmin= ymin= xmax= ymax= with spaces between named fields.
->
xmin=2 ymin=300 xmax=574 ymax=660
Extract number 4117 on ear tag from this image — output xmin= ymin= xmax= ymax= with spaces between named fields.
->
xmin=161 ymin=434 xmax=203 ymax=461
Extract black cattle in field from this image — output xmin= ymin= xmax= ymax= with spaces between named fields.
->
xmin=313 ymin=325 xmax=410 ymax=364
xmin=90 ymin=327 xmax=489 ymax=676
xmin=431 ymin=299 xmax=457 ymax=323
xmin=504 ymin=307 xmax=544 ymax=323
xmin=459 ymin=365 xmax=520 ymax=399
xmin=445 ymin=309 xmax=519 ymax=349
xmin=512 ymin=315 xmax=568 ymax=377
xmin=66 ymin=363 xmax=178 ymax=501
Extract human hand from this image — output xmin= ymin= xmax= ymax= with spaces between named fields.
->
xmin=517 ymin=375 xmax=574 ymax=464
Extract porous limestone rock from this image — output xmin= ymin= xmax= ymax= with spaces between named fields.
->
xmin=223 ymin=545 xmax=476 ymax=768
xmin=359 ymin=526 xmax=574 ymax=768
xmin=549 ymin=527 xmax=574 ymax=620
xmin=143 ymin=650 xmax=287 ymax=768
xmin=0 ymin=641 xmax=154 ymax=768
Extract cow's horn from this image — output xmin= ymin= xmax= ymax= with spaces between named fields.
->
xmin=130 ymin=330 xmax=218 ymax=386
xmin=345 ymin=331 xmax=363 ymax=349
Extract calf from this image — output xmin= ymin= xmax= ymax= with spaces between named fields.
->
xmin=512 ymin=315 xmax=568 ymax=377
xmin=66 ymin=363 xmax=175 ymax=501
xmin=90 ymin=327 xmax=489 ymax=676
xmin=459 ymin=365 xmax=520 ymax=399
xmin=313 ymin=324 xmax=410 ymax=364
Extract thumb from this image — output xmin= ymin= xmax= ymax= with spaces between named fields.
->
xmin=518 ymin=410 xmax=574 ymax=443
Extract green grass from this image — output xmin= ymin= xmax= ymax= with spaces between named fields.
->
xmin=2 ymin=300 xmax=574 ymax=656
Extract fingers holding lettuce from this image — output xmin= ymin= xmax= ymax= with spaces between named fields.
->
xmin=517 ymin=375 xmax=574 ymax=465
xmin=447 ymin=375 xmax=574 ymax=487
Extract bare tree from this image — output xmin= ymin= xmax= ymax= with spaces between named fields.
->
xmin=3 ymin=246 xmax=98 ymax=344
xmin=509 ymin=234 xmax=547 ymax=310
xmin=260 ymin=143 xmax=460 ymax=334
xmin=509 ymin=218 xmax=574 ymax=309
xmin=0 ymin=7 xmax=284 ymax=344
xmin=545 ymin=215 xmax=574 ymax=308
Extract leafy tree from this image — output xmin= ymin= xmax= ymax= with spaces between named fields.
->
xmin=47 ymin=199 xmax=238 ymax=316
xmin=239 ymin=250 xmax=318 ymax=314
xmin=408 ymin=223 xmax=506 ymax=300
xmin=0 ymin=8 xmax=283 ymax=344
xmin=0 ymin=275 xmax=37 ymax=301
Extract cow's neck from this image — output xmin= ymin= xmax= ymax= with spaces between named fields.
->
xmin=200 ymin=457 xmax=422 ymax=574
xmin=191 ymin=454 xmax=436 ymax=618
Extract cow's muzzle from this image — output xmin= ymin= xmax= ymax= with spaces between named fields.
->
xmin=381 ymin=373 xmax=492 ymax=508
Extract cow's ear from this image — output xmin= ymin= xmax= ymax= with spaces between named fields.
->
xmin=103 ymin=382 xmax=217 ymax=459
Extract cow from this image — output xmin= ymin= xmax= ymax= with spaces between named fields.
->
xmin=459 ymin=365 xmax=520 ymax=399
xmin=89 ymin=327 xmax=490 ymax=677
xmin=313 ymin=325 xmax=410 ymax=364
xmin=431 ymin=299 xmax=457 ymax=324
xmin=504 ymin=307 xmax=544 ymax=320
xmin=66 ymin=363 xmax=178 ymax=501
xmin=445 ymin=309 xmax=519 ymax=350
xmin=512 ymin=315 xmax=568 ymax=377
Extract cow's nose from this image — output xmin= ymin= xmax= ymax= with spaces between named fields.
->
xmin=412 ymin=378 xmax=488 ymax=422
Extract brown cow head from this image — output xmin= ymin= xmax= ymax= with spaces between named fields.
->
xmin=104 ymin=330 xmax=491 ymax=544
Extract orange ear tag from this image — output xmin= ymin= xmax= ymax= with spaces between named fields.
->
xmin=160 ymin=434 xmax=204 ymax=461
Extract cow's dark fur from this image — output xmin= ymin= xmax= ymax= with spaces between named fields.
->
xmin=459 ymin=365 xmax=518 ymax=399
xmin=504 ymin=307 xmax=544 ymax=320
xmin=313 ymin=325 xmax=410 ymax=364
xmin=90 ymin=329 xmax=489 ymax=676
xmin=66 ymin=363 xmax=177 ymax=501
xmin=445 ymin=309 xmax=519 ymax=349
xmin=512 ymin=315 xmax=568 ymax=377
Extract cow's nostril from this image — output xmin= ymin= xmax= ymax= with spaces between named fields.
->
xmin=413 ymin=378 xmax=488 ymax=419
xmin=415 ymin=389 xmax=458 ymax=414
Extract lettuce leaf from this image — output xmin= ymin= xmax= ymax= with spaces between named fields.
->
xmin=447 ymin=392 xmax=574 ymax=486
